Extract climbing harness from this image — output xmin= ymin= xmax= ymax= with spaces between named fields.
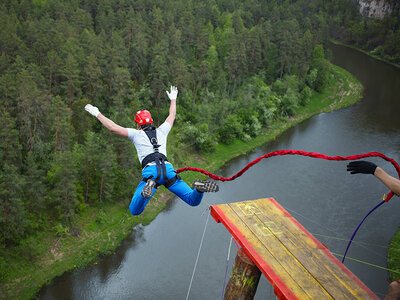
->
xmin=141 ymin=126 xmax=180 ymax=188
xmin=176 ymin=150 xmax=400 ymax=264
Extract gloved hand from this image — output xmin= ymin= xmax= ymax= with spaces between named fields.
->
xmin=347 ymin=161 xmax=377 ymax=175
xmin=166 ymin=86 xmax=178 ymax=100
xmin=85 ymin=104 xmax=100 ymax=117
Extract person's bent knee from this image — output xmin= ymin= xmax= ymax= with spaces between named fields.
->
xmin=129 ymin=204 xmax=144 ymax=216
xmin=187 ymin=200 xmax=201 ymax=207
xmin=131 ymin=210 xmax=143 ymax=216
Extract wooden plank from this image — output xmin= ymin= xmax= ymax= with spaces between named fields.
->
xmin=223 ymin=203 xmax=333 ymax=299
xmin=252 ymin=199 xmax=375 ymax=299
xmin=231 ymin=200 xmax=372 ymax=299
xmin=212 ymin=203 xmax=313 ymax=299
xmin=210 ymin=198 xmax=378 ymax=300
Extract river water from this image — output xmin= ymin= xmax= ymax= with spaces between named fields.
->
xmin=39 ymin=43 xmax=400 ymax=299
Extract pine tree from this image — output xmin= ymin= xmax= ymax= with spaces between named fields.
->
xmin=82 ymin=131 xmax=102 ymax=204
xmin=149 ymin=41 xmax=168 ymax=125
xmin=47 ymin=150 xmax=78 ymax=225
xmin=84 ymin=53 xmax=102 ymax=103
xmin=60 ymin=39 xmax=83 ymax=110
xmin=98 ymin=142 xmax=117 ymax=207
xmin=0 ymin=110 xmax=25 ymax=244
xmin=0 ymin=11 xmax=23 ymax=58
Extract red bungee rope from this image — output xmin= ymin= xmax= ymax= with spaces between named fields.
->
xmin=176 ymin=150 xmax=400 ymax=202
xmin=177 ymin=150 xmax=400 ymax=264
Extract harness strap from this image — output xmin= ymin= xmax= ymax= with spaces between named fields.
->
xmin=155 ymin=157 xmax=162 ymax=186
xmin=141 ymin=126 xmax=180 ymax=188
xmin=141 ymin=152 xmax=168 ymax=169
xmin=142 ymin=159 xmax=181 ymax=188
xmin=165 ymin=174 xmax=181 ymax=188
xmin=143 ymin=126 xmax=160 ymax=152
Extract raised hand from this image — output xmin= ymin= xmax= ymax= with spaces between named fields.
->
xmin=85 ymin=104 xmax=100 ymax=117
xmin=166 ymin=86 xmax=178 ymax=100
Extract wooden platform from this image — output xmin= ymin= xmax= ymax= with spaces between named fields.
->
xmin=210 ymin=198 xmax=378 ymax=300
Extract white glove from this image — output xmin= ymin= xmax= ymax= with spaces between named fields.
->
xmin=166 ymin=86 xmax=178 ymax=100
xmin=85 ymin=104 xmax=100 ymax=117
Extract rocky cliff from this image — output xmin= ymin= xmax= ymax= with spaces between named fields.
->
xmin=358 ymin=0 xmax=399 ymax=19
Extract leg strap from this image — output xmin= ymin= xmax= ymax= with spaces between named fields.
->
xmin=142 ymin=159 xmax=180 ymax=189
xmin=160 ymin=160 xmax=181 ymax=188
xmin=164 ymin=174 xmax=182 ymax=188
xmin=154 ymin=158 xmax=162 ymax=186
xmin=142 ymin=172 xmax=161 ymax=189
xmin=142 ymin=175 xmax=153 ymax=183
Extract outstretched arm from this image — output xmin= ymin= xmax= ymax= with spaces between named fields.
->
xmin=374 ymin=167 xmax=400 ymax=196
xmin=85 ymin=104 xmax=128 ymax=137
xmin=165 ymin=86 xmax=178 ymax=127
xmin=347 ymin=161 xmax=400 ymax=196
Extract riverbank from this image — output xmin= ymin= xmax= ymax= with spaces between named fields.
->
xmin=331 ymin=40 xmax=400 ymax=70
xmin=0 ymin=63 xmax=363 ymax=300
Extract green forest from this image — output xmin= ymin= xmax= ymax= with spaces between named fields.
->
xmin=0 ymin=0 xmax=399 ymax=297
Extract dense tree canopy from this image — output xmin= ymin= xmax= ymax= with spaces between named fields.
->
xmin=0 ymin=0 xmax=398 ymax=253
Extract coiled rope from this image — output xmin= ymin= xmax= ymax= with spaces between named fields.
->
xmin=177 ymin=150 xmax=400 ymax=263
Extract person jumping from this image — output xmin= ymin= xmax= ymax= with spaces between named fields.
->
xmin=84 ymin=86 xmax=218 ymax=215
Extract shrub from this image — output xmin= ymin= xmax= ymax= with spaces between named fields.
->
xmin=258 ymin=104 xmax=276 ymax=126
xmin=178 ymin=122 xmax=216 ymax=153
xmin=219 ymin=114 xmax=243 ymax=144
xmin=300 ymin=86 xmax=312 ymax=106
xmin=281 ymin=88 xmax=299 ymax=117
xmin=239 ymin=110 xmax=262 ymax=138
xmin=196 ymin=123 xmax=217 ymax=153
xmin=306 ymin=68 xmax=318 ymax=88
xmin=54 ymin=223 xmax=70 ymax=237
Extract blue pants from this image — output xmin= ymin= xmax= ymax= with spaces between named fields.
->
xmin=129 ymin=164 xmax=204 ymax=215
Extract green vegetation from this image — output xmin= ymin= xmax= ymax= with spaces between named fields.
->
xmin=1 ymin=0 xmax=334 ymax=263
xmin=1 ymin=61 xmax=362 ymax=300
xmin=1 ymin=201 xmax=164 ymax=300
xmin=323 ymin=0 xmax=400 ymax=67
xmin=1 ymin=0 xmax=398 ymax=298
xmin=388 ymin=227 xmax=400 ymax=281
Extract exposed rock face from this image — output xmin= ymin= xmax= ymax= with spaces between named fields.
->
xmin=358 ymin=0 xmax=397 ymax=19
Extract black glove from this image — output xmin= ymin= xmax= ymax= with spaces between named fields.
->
xmin=347 ymin=161 xmax=377 ymax=175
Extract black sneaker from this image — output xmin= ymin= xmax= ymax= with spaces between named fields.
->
xmin=142 ymin=179 xmax=156 ymax=199
xmin=192 ymin=180 xmax=219 ymax=193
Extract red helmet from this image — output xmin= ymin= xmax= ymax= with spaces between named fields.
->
xmin=135 ymin=110 xmax=153 ymax=125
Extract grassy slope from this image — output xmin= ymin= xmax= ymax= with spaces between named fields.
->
xmin=388 ymin=231 xmax=400 ymax=281
xmin=1 ymin=64 xmax=363 ymax=300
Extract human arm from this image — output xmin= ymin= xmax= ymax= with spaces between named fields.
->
xmin=165 ymin=86 xmax=178 ymax=127
xmin=374 ymin=167 xmax=400 ymax=196
xmin=347 ymin=161 xmax=400 ymax=196
xmin=85 ymin=104 xmax=128 ymax=137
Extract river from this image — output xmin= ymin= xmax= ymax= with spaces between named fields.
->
xmin=39 ymin=43 xmax=400 ymax=299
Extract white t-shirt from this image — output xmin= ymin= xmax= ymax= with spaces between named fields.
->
xmin=127 ymin=122 xmax=171 ymax=165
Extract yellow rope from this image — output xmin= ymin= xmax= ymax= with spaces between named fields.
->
xmin=331 ymin=252 xmax=400 ymax=274
xmin=311 ymin=232 xmax=388 ymax=249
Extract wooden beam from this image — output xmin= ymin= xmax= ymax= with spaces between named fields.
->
xmin=211 ymin=198 xmax=378 ymax=300
xmin=224 ymin=247 xmax=262 ymax=300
